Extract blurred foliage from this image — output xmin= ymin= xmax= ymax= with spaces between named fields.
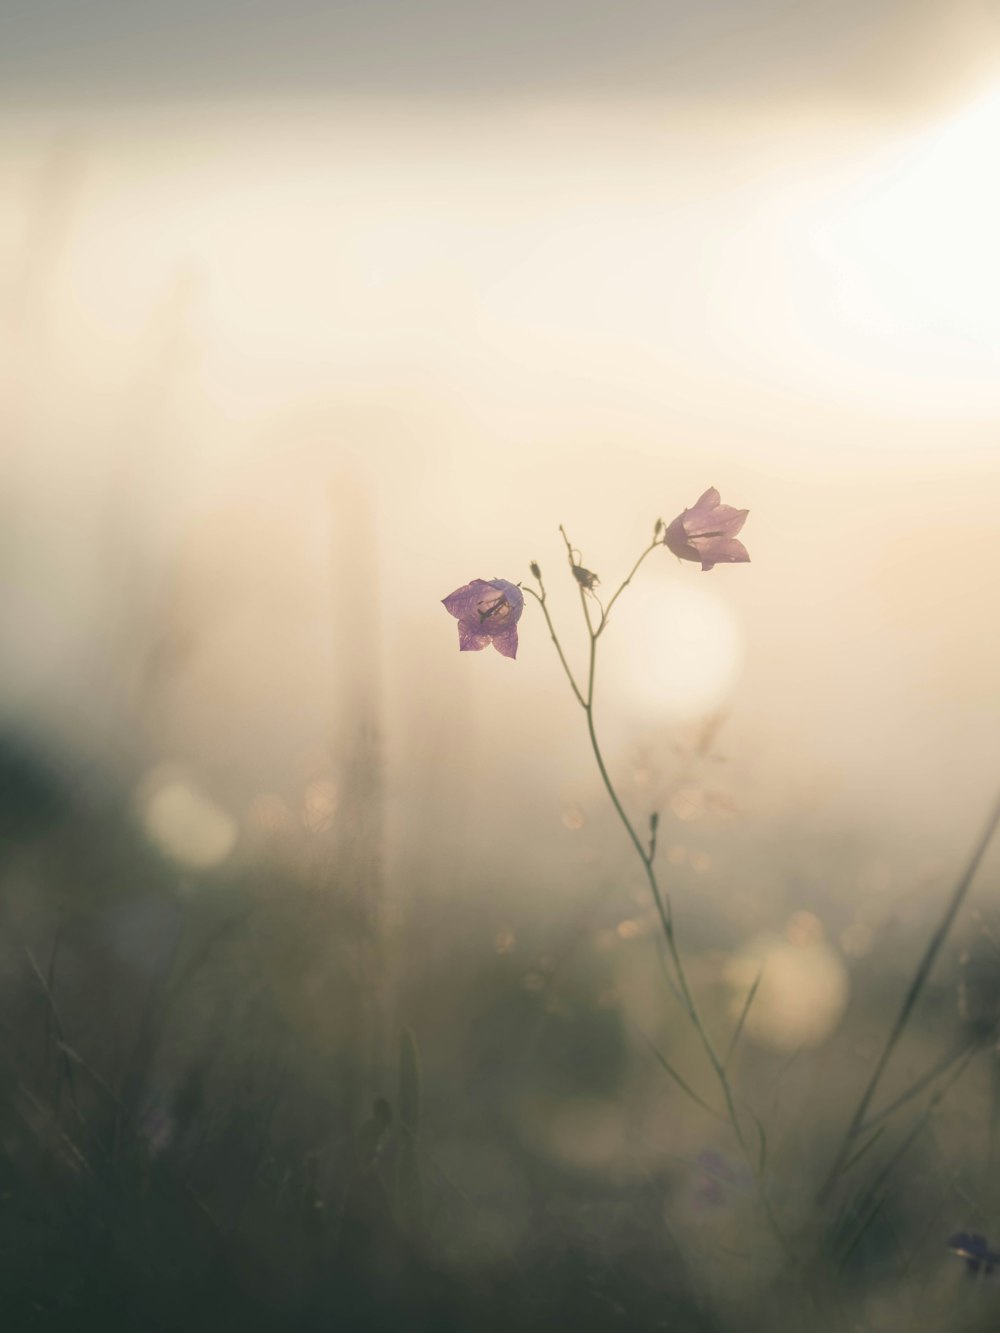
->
xmin=0 ymin=731 xmax=998 ymax=1331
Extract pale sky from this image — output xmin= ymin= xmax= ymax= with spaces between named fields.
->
xmin=2 ymin=4 xmax=999 ymax=903
xmin=1 ymin=0 xmax=997 ymax=109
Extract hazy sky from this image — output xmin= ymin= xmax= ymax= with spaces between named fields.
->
xmin=2 ymin=0 xmax=997 ymax=109
xmin=2 ymin=0 xmax=1000 ymax=908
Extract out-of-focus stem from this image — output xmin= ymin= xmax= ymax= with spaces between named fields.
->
xmin=816 ymin=787 xmax=1000 ymax=1206
xmin=530 ymin=533 xmax=809 ymax=1267
xmin=582 ymin=644 xmax=749 ymax=1149
xmin=541 ymin=534 xmax=753 ymax=1151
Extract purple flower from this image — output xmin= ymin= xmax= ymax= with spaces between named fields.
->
xmin=442 ymin=578 xmax=524 ymax=659
xmin=949 ymin=1232 xmax=1000 ymax=1275
xmin=663 ymin=487 xmax=750 ymax=572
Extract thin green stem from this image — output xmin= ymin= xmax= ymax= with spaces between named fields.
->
xmin=858 ymin=1033 xmax=987 ymax=1137
xmin=834 ymin=1043 xmax=977 ymax=1267
xmin=534 ymin=527 xmax=817 ymax=1283
xmin=633 ymin=1023 xmax=728 ymax=1122
xmin=839 ymin=1123 xmax=887 ymax=1177
xmin=555 ymin=528 xmax=752 ymax=1153
xmin=582 ymin=690 xmax=688 ymax=1013
xmin=586 ymin=635 xmax=752 ymax=1150
xmin=24 ymin=946 xmax=83 ymax=1128
xmin=724 ymin=964 xmax=764 ymax=1072
xmin=523 ymin=583 xmax=586 ymax=710
xmin=816 ymin=787 xmax=1000 ymax=1205
xmin=597 ymin=540 xmax=661 ymax=635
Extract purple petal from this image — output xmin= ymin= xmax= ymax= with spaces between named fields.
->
xmin=692 ymin=487 xmax=721 ymax=513
xmin=491 ymin=628 xmax=519 ymax=659
xmin=486 ymin=578 xmax=525 ymax=622
xmin=682 ymin=486 xmax=748 ymax=539
xmin=692 ymin=504 xmax=748 ymax=539
xmin=693 ymin=536 xmax=750 ymax=571
xmin=444 ymin=576 xmax=524 ymax=656
xmin=443 ymin=580 xmax=495 ymax=620
xmin=662 ymin=515 xmax=698 ymax=562
xmin=458 ymin=624 xmax=490 ymax=651
xmin=664 ymin=489 xmax=751 ymax=567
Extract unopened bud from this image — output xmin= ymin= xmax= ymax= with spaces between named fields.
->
xmin=529 ymin=561 xmax=541 ymax=579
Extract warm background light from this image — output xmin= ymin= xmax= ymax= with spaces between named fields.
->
xmin=2 ymin=83 xmax=999 ymax=915
xmin=604 ymin=577 xmax=744 ymax=721
xmin=3 ymin=10 xmax=1000 ymax=1324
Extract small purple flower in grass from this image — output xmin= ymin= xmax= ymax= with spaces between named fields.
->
xmin=663 ymin=487 xmax=750 ymax=572
xmin=442 ymin=577 xmax=524 ymax=659
xmin=948 ymin=1231 xmax=1000 ymax=1275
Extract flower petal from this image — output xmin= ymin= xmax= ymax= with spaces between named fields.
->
xmin=691 ymin=504 xmax=748 ymax=539
xmin=487 ymin=578 xmax=525 ymax=622
xmin=692 ymin=536 xmax=750 ymax=571
xmin=491 ymin=628 xmax=519 ymax=659
xmin=664 ymin=489 xmax=751 ymax=568
xmin=662 ymin=515 xmax=698 ymax=562
xmin=443 ymin=580 xmax=494 ymax=619
xmin=458 ymin=624 xmax=490 ymax=651
xmin=444 ymin=576 xmax=524 ymax=655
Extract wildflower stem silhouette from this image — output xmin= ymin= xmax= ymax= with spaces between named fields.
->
xmin=517 ymin=506 xmax=821 ymax=1290
xmin=816 ymin=786 xmax=1000 ymax=1206
xmin=527 ymin=530 xmax=750 ymax=1145
xmin=526 ymin=525 xmax=801 ymax=1269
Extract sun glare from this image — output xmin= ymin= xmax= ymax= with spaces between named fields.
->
xmin=605 ymin=578 xmax=744 ymax=721
xmin=815 ymin=87 xmax=1000 ymax=363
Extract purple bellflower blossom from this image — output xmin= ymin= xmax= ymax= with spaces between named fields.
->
xmin=442 ymin=577 xmax=524 ymax=659
xmin=948 ymin=1232 xmax=1000 ymax=1275
xmin=663 ymin=487 xmax=750 ymax=572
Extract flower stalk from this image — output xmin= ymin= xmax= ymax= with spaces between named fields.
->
xmin=525 ymin=522 xmax=752 ymax=1155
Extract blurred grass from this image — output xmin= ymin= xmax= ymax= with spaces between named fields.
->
xmin=1 ymin=731 xmax=998 ymax=1332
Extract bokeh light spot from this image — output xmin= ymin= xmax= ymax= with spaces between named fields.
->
xmin=606 ymin=579 xmax=744 ymax=721
xmin=300 ymin=778 xmax=339 ymax=833
xmin=140 ymin=770 xmax=237 ymax=869
xmin=725 ymin=924 xmax=848 ymax=1051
